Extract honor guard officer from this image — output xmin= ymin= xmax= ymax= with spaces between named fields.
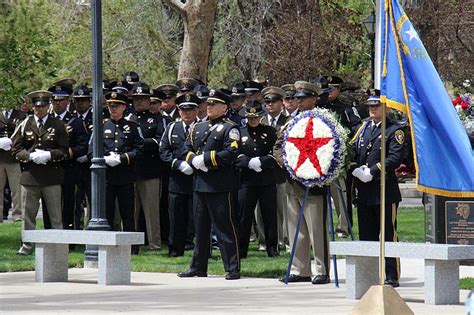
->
xmin=193 ymin=85 xmax=210 ymax=122
xmin=159 ymin=94 xmax=200 ymax=257
xmin=96 ymin=92 xmax=144 ymax=254
xmin=351 ymin=94 xmax=404 ymax=287
xmin=281 ymin=84 xmax=299 ymax=117
xmin=178 ymin=88 xmax=241 ymax=280
xmin=131 ymin=82 xmax=165 ymax=250
xmin=123 ymin=71 xmax=140 ymax=87
xmin=176 ymin=78 xmax=199 ymax=96
xmin=12 ymin=90 xmax=70 ymax=255
xmin=48 ymin=82 xmax=89 ymax=232
xmin=236 ymin=100 xmax=279 ymax=258
xmin=157 ymin=84 xmax=180 ymax=121
xmin=228 ymin=82 xmax=246 ymax=125
xmin=244 ymin=80 xmax=264 ymax=102
xmin=274 ymin=81 xmax=331 ymax=284
xmin=260 ymin=87 xmax=290 ymax=249
xmin=150 ymin=89 xmax=166 ymax=115
xmin=0 ymin=99 xmax=27 ymax=222
xmin=72 ymin=85 xmax=93 ymax=229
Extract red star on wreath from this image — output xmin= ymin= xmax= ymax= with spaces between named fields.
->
xmin=287 ymin=118 xmax=333 ymax=175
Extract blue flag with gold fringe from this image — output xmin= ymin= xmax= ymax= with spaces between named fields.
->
xmin=378 ymin=0 xmax=474 ymax=197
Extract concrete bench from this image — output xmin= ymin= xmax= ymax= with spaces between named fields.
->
xmin=22 ymin=230 xmax=144 ymax=285
xmin=330 ymin=241 xmax=474 ymax=305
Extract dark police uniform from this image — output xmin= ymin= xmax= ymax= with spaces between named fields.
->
xmin=236 ymin=101 xmax=278 ymax=258
xmin=180 ymin=89 xmax=241 ymax=279
xmin=351 ymin=113 xmax=404 ymax=285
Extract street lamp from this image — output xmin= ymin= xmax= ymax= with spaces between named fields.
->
xmin=363 ymin=11 xmax=376 ymax=87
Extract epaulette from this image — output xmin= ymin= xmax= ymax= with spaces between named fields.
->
xmin=223 ymin=118 xmax=238 ymax=126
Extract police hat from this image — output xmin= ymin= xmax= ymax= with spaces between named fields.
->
xmin=230 ymin=82 xmax=245 ymax=97
xmin=245 ymin=100 xmax=265 ymax=117
xmin=48 ymin=78 xmax=76 ymax=100
xmin=176 ymin=94 xmax=200 ymax=109
xmin=281 ymin=84 xmax=296 ymax=98
xmin=123 ymin=71 xmax=140 ymax=85
xmin=25 ymin=90 xmax=52 ymax=106
xmin=366 ymin=95 xmax=381 ymax=106
xmin=293 ymin=81 xmax=322 ymax=98
xmin=73 ymin=85 xmax=92 ymax=98
xmin=262 ymin=86 xmax=285 ymax=102
xmin=176 ymin=78 xmax=199 ymax=93
xmin=156 ymin=84 xmax=179 ymax=98
xmin=131 ymin=82 xmax=151 ymax=96
xmin=192 ymin=85 xmax=209 ymax=100
xmin=111 ymin=80 xmax=131 ymax=92
xmin=326 ymin=75 xmax=344 ymax=87
xmin=207 ymin=88 xmax=232 ymax=105
xmin=105 ymin=91 xmax=129 ymax=105
xmin=150 ymin=89 xmax=166 ymax=102
xmin=312 ymin=76 xmax=330 ymax=91
xmin=102 ymin=79 xmax=112 ymax=92
xmin=244 ymin=80 xmax=263 ymax=95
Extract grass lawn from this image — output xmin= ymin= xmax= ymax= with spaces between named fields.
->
xmin=1 ymin=206 xmax=472 ymax=289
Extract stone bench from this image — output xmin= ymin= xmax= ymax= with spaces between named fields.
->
xmin=22 ymin=230 xmax=144 ymax=285
xmin=330 ymin=241 xmax=474 ymax=305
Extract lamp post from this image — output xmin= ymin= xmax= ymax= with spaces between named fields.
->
xmin=363 ymin=11 xmax=376 ymax=88
xmin=84 ymin=0 xmax=110 ymax=268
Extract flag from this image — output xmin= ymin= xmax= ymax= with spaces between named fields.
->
xmin=377 ymin=0 xmax=474 ymax=197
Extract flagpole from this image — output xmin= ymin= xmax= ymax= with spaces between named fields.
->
xmin=379 ymin=102 xmax=387 ymax=285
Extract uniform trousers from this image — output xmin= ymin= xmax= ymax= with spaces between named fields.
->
xmin=74 ymin=165 xmax=91 ymax=229
xmin=256 ymin=183 xmax=288 ymax=246
xmin=357 ymin=202 xmax=400 ymax=280
xmin=20 ymin=184 xmax=62 ymax=253
xmin=134 ymin=178 xmax=161 ymax=249
xmin=62 ymin=165 xmax=81 ymax=230
xmin=238 ymin=184 xmax=277 ymax=257
xmin=106 ymin=183 xmax=135 ymax=233
xmin=168 ymin=192 xmax=192 ymax=255
xmin=190 ymin=191 xmax=240 ymax=273
xmin=288 ymin=190 xmax=329 ymax=277
xmin=329 ymin=176 xmax=349 ymax=234
xmin=0 ymin=162 xmax=22 ymax=222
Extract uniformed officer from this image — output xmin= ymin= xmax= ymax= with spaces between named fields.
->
xmin=97 ymin=91 xmax=144 ymax=254
xmin=244 ymin=80 xmax=264 ymax=102
xmin=176 ymin=78 xmax=199 ymax=96
xmin=351 ymin=94 xmax=404 ymax=287
xmin=12 ymin=90 xmax=69 ymax=255
xmin=274 ymin=81 xmax=330 ymax=284
xmin=150 ymin=89 xmax=166 ymax=115
xmin=123 ymin=71 xmax=140 ymax=87
xmin=131 ymin=81 xmax=166 ymax=250
xmin=228 ymin=82 xmax=246 ymax=125
xmin=260 ymin=87 xmax=290 ymax=249
xmin=159 ymin=94 xmax=200 ymax=257
xmin=178 ymin=88 xmax=241 ymax=280
xmin=281 ymin=84 xmax=299 ymax=117
xmin=48 ymin=81 xmax=89 ymax=232
xmin=236 ymin=100 xmax=278 ymax=258
xmin=193 ymin=85 xmax=210 ymax=122
xmin=0 ymin=100 xmax=27 ymax=222
xmin=157 ymin=84 xmax=180 ymax=121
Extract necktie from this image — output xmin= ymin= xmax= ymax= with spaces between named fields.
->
xmin=79 ymin=115 xmax=84 ymax=120
xmin=185 ymin=125 xmax=190 ymax=137
xmin=270 ymin=117 xmax=276 ymax=127
xmin=38 ymin=118 xmax=44 ymax=131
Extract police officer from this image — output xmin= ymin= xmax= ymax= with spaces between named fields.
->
xmin=48 ymin=81 xmax=89 ymax=232
xmin=176 ymin=78 xmax=199 ymax=96
xmin=274 ymin=81 xmax=330 ymax=284
xmin=193 ymin=85 xmax=210 ymax=122
xmin=157 ymin=84 xmax=180 ymax=121
xmin=150 ymin=89 xmax=166 ymax=115
xmin=351 ymin=94 xmax=404 ymax=287
xmin=228 ymin=82 xmax=246 ymax=125
xmin=131 ymin=81 xmax=165 ymax=250
xmin=97 ymin=91 xmax=144 ymax=254
xmin=159 ymin=94 xmax=200 ymax=257
xmin=178 ymin=88 xmax=241 ymax=280
xmin=236 ymin=100 xmax=278 ymax=258
xmin=12 ymin=90 xmax=69 ymax=255
xmin=0 ymin=100 xmax=27 ymax=222
xmin=281 ymin=84 xmax=299 ymax=117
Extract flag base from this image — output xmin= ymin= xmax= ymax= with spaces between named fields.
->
xmin=349 ymin=285 xmax=414 ymax=315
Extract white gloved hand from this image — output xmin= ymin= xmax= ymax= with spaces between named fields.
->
xmin=32 ymin=149 xmax=51 ymax=165
xmin=359 ymin=167 xmax=373 ymax=183
xmin=351 ymin=166 xmax=365 ymax=181
xmin=178 ymin=161 xmax=194 ymax=175
xmin=248 ymin=157 xmax=262 ymax=172
xmin=104 ymin=153 xmax=121 ymax=167
xmin=76 ymin=155 xmax=89 ymax=163
xmin=191 ymin=154 xmax=208 ymax=172
xmin=0 ymin=137 xmax=12 ymax=151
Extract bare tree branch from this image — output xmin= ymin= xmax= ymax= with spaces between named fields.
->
xmin=162 ymin=0 xmax=185 ymax=13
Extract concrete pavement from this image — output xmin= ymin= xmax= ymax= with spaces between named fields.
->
xmin=1 ymin=257 xmax=472 ymax=314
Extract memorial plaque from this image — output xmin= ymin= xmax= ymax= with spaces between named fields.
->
xmin=445 ymin=201 xmax=474 ymax=245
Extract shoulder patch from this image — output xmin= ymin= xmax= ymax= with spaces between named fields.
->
xmin=228 ymin=128 xmax=240 ymax=141
xmin=394 ymin=129 xmax=405 ymax=145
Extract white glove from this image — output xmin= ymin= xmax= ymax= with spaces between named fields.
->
xmin=351 ymin=166 xmax=365 ymax=180
xmin=248 ymin=157 xmax=262 ymax=172
xmin=0 ymin=137 xmax=12 ymax=151
xmin=360 ymin=167 xmax=373 ymax=183
xmin=104 ymin=153 xmax=121 ymax=167
xmin=191 ymin=154 xmax=208 ymax=172
xmin=32 ymin=149 xmax=51 ymax=165
xmin=178 ymin=161 xmax=193 ymax=175
xmin=76 ymin=155 xmax=89 ymax=163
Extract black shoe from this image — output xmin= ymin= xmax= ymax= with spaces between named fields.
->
xmin=267 ymin=247 xmax=279 ymax=257
xmin=177 ymin=269 xmax=207 ymax=278
xmin=279 ymin=274 xmax=311 ymax=283
xmin=384 ymin=279 xmax=400 ymax=288
xmin=225 ymin=271 xmax=240 ymax=280
xmin=169 ymin=251 xmax=183 ymax=258
xmin=312 ymin=275 xmax=330 ymax=285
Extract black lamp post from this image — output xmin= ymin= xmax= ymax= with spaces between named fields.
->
xmin=363 ymin=11 xmax=376 ymax=88
xmin=84 ymin=0 xmax=110 ymax=267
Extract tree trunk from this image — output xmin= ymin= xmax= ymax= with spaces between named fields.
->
xmin=162 ymin=0 xmax=217 ymax=83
